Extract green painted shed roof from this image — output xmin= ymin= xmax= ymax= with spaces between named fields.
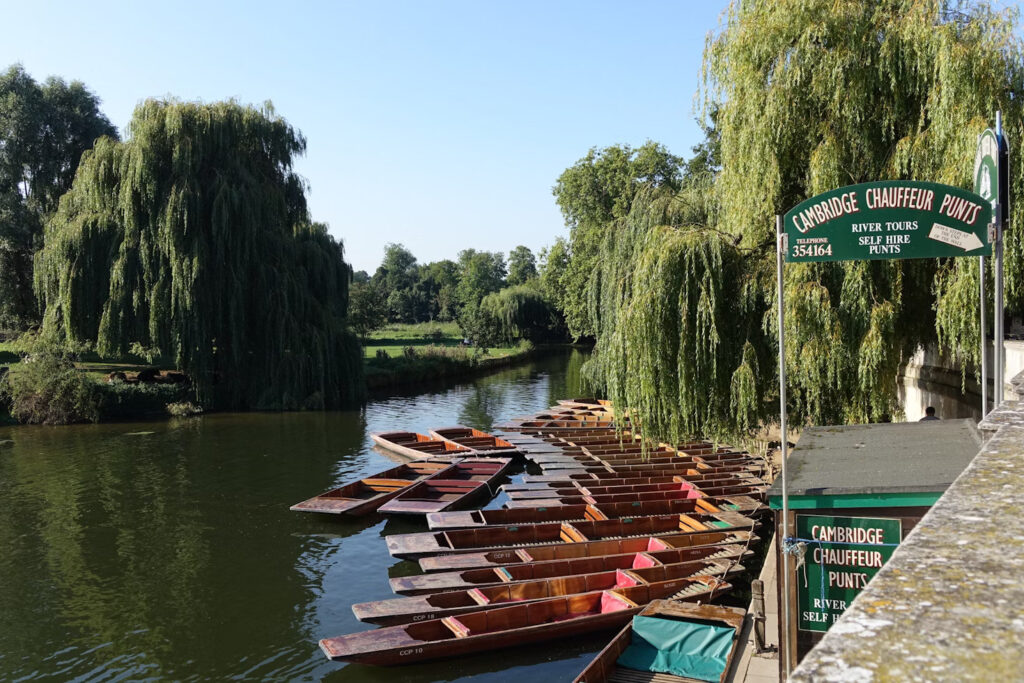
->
xmin=767 ymin=418 xmax=981 ymax=500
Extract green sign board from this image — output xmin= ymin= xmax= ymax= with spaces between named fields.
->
xmin=974 ymin=129 xmax=999 ymax=210
xmin=795 ymin=514 xmax=902 ymax=632
xmin=784 ymin=181 xmax=992 ymax=263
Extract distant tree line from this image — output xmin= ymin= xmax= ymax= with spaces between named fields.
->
xmin=350 ymin=241 xmax=567 ymax=346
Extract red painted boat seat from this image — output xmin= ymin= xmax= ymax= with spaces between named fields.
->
xmin=615 ymin=569 xmax=640 ymax=588
xmin=600 ymin=591 xmax=638 ymax=613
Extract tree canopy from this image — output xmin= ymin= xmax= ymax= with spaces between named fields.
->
xmin=507 ymin=245 xmax=538 ymax=286
xmin=0 ymin=64 xmax=117 ymax=328
xmin=35 ymin=99 xmax=363 ymax=410
xmin=574 ymin=0 xmax=1024 ymax=441
xmin=552 ymin=142 xmax=682 ymax=339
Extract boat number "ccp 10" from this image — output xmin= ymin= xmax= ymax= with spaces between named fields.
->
xmin=399 ymin=648 xmax=425 ymax=656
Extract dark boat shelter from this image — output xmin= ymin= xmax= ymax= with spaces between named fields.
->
xmin=767 ymin=418 xmax=982 ymax=673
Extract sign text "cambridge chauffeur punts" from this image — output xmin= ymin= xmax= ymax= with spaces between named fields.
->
xmin=784 ymin=180 xmax=992 ymax=263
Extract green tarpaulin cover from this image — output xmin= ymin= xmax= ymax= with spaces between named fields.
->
xmin=616 ymin=615 xmax=736 ymax=682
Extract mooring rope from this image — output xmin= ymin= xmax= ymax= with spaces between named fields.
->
xmin=782 ymin=535 xmax=900 ymax=623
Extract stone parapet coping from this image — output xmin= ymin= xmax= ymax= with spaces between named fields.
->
xmin=791 ymin=410 xmax=1024 ymax=681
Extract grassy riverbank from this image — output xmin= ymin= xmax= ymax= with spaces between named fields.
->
xmin=361 ymin=322 xmax=543 ymax=390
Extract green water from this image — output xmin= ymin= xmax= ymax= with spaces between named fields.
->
xmin=0 ymin=350 xmax=616 ymax=681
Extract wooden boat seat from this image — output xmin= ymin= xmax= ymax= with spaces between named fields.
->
xmin=696 ymin=498 xmax=721 ymax=513
xmin=631 ymin=552 xmax=659 ymax=569
xmin=601 ymin=591 xmax=638 ymax=613
xmin=615 ymin=569 xmax=641 ymax=588
xmin=441 ymin=616 xmax=471 ymax=638
xmin=493 ymin=567 xmax=515 ymax=582
xmin=467 ymin=588 xmax=491 ymax=605
xmin=560 ymin=524 xmax=589 ymax=543
xmin=362 ymin=478 xmax=419 ymax=490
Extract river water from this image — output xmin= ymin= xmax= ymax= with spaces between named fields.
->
xmin=0 ymin=350 xmax=613 ymax=682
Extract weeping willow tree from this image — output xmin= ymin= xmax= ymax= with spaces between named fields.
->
xmin=35 ymin=99 xmax=363 ymax=410
xmin=581 ymin=0 xmax=1024 ymax=441
xmin=478 ymin=284 xmax=562 ymax=344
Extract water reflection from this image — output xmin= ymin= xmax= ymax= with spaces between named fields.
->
xmin=0 ymin=349 xmax=592 ymax=682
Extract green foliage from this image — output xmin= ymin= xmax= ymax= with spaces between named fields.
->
xmin=35 ymin=99 xmax=363 ymax=411
xmin=507 ymin=245 xmax=538 ymax=286
xmin=552 ymin=142 xmax=682 ymax=339
xmin=576 ymin=0 xmax=1024 ymax=441
xmin=538 ymin=237 xmax=570 ymax=305
xmin=348 ymin=280 xmax=388 ymax=340
xmin=455 ymin=248 xmax=507 ymax=334
xmin=478 ymin=284 xmax=563 ymax=345
xmin=97 ymin=380 xmax=189 ymax=421
xmin=0 ymin=64 xmax=117 ymax=330
xmin=3 ymin=340 xmax=101 ymax=424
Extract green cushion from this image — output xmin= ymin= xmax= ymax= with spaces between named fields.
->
xmin=616 ymin=614 xmax=735 ymax=682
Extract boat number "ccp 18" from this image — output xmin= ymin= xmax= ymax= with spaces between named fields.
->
xmin=411 ymin=613 xmax=435 ymax=621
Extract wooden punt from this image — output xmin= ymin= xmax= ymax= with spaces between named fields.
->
xmin=290 ymin=460 xmax=454 ymax=515
xmin=574 ymin=600 xmax=746 ymax=683
xmin=319 ymin=577 xmax=731 ymax=665
xmin=377 ymin=458 xmax=513 ymax=515
xmin=427 ymin=496 xmax=763 ymax=531
xmin=505 ymin=477 xmax=754 ymax=500
xmin=506 ymin=484 xmax=768 ymax=510
xmin=371 ymin=431 xmax=476 ymax=460
xmin=353 ymin=559 xmax=742 ymax=625
xmin=418 ymin=529 xmax=759 ymax=572
xmin=507 ymin=471 xmax=764 ymax=492
xmin=388 ymin=511 xmax=756 ymax=559
xmin=390 ymin=542 xmax=752 ymax=595
xmin=522 ymin=464 xmax=764 ymax=484
xmin=428 ymin=426 xmax=520 ymax=457
xmin=552 ymin=461 xmax=762 ymax=477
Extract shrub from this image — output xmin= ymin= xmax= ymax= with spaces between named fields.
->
xmin=167 ymin=401 xmax=202 ymax=417
xmin=4 ymin=343 xmax=101 ymax=424
xmin=97 ymin=381 xmax=189 ymax=420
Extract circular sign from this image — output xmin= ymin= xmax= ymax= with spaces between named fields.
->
xmin=974 ymin=129 xmax=999 ymax=209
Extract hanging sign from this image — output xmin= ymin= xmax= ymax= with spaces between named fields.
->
xmin=795 ymin=514 xmax=902 ymax=633
xmin=784 ymin=180 xmax=992 ymax=263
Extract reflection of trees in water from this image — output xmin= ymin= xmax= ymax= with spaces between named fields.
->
xmin=0 ymin=412 xmax=369 ymax=679
xmin=0 ymin=424 xmax=211 ymax=675
xmin=547 ymin=348 xmax=591 ymax=406
xmin=456 ymin=350 xmax=592 ymax=428
xmin=457 ymin=381 xmax=504 ymax=429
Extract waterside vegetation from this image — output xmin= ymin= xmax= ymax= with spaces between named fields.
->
xmin=552 ymin=0 xmax=1024 ymax=443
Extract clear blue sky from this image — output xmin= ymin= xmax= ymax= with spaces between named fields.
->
xmin=5 ymin=1 xmax=726 ymax=272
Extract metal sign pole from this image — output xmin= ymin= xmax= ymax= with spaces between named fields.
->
xmin=995 ymin=111 xmax=1005 ymax=405
xmin=776 ymin=215 xmax=793 ymax=679
xmin=980 ymin=254 xmax=988 ymax=414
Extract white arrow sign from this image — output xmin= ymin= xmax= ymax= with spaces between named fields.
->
xmin=928 ymin=222 xmax=984 ymax=251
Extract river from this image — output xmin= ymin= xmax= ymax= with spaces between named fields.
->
xmin=0 ymin=349 xmax=612 ymax=682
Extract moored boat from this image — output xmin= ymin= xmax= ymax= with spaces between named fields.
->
xmin=574 ymin=600 xmax=746 ymax=683
xmin=428 ymin=495 xmax=762 ymax=531
xmin=505 ymin=482 xmax=767 ymax=509
xmin=389 ymin=542 xmax=752 ymax=595
xmin=290 ymin=460 xmax=454 ymax=515
xmin=371 ymin=431 xmax=476 ymax=460
xmin=428 ymin=426 xmax=520 ymax=457
xmin=377 ymin=458 xmax=513 ymax=515
xmin=388 ymin=511 xmax=757 ymax=559
xmin=319 ymin=577 xmax=732 ymax=665
xmin=418 ymin=529 xmax=759 ymax=572
xmin=353 ymin=559 xmax=741 ymax=625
